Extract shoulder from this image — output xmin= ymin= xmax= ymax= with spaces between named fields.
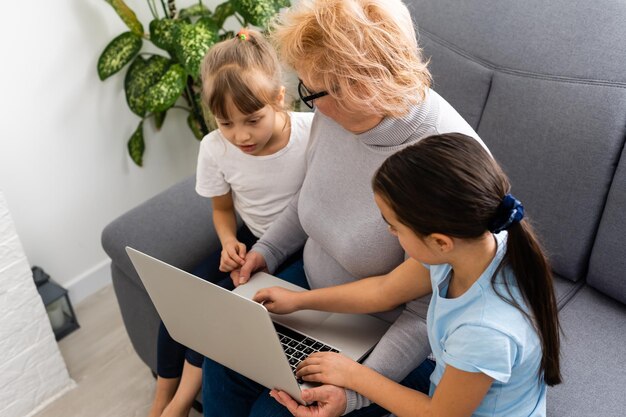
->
xmin=429 ymin=89 xmax=491 ymax=156
xmin=429 ymin=90 xmax=479 ymax=137
xmin=289 ymin=111 xmax=315 ymax=132
xmin=199 ymin=129 xmax=227 ymax=153
xmin=287 ymin=112 xmax=315 ymax=148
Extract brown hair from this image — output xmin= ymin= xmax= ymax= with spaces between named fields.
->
xmin=200 ymin=29 xmax=283 ymax=120
xmin=372 ymin=133 xmax=562 ymax=386
xmin=271 ymin=0 xmax=431 ymax=117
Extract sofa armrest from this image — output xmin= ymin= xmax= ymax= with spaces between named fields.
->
xmin=102 ymin=176 xmax=220 ymax=280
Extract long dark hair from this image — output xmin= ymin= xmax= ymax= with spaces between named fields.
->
xmin=372 ymin=133 xmax=562 ymax=386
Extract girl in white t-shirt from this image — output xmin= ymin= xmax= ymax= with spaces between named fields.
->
xmin=149 ymin=29 xmax=313 ymax=417
xmin=256 ymin=133 xmax=562 ymax=417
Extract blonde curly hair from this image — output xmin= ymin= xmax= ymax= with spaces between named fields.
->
xmin=271 ymin=0 xmax=431 ymax=117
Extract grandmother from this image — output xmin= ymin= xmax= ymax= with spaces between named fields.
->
xmin=202 ymin=1 xmax=486 ymax=416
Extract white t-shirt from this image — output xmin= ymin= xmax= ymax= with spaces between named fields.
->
xmin=196 ymin=111 xmax=314 ymax=238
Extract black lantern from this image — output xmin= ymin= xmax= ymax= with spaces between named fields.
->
xmin=32 ymin=267 xmax=80 ymax=340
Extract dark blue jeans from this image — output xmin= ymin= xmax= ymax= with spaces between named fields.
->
xmin=157 ymin=225 xmax=303 ymax=378
xmin=201 ymin=262 xmax=436 ymax=417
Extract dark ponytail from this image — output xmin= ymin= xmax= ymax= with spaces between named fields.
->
xmin=500 ymin=220 xmax=562 ymax=385
xmin=373 ymin=133 xmax=561 ymax=386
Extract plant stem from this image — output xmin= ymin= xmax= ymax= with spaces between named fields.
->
xmin=185 ymin=77 xmax=209 ymax=135
xmin=146 ymin=0 xmax=158 ymax=19
xmin=160 ymin=0 xmax=169 ymax=18
xmin=235 ymin=13 xmax=245 ymax=27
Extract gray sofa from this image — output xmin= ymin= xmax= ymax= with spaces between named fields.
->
xmin=101 ymin=0 xmax=626 ymax=415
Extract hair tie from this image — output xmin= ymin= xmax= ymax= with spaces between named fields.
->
xmin=236 ymin=28 xmax=250 ymax=41
xmin=488 ymin=194 xmax=524 ymax=233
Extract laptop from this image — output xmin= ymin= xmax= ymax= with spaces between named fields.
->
xmin=125 ymin=247 xmax=391 ymax=404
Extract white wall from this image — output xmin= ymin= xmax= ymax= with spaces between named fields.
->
xmin=0 ymin=0 xmax=216 ymax=303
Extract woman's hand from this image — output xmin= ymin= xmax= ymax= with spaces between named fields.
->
xmin=269 ymin=385 xmax=347 ymax=417
xmin=230 ymin=250 xmax=267 ymax=286
xmin=296 ymin=352 xmax=360 ymax=390
xmin=253 ymin=287 xmax=302 ymax=314
xmin=219 ymin=239 xmax=247 ymax=272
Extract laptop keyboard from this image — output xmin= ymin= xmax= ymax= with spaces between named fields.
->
xmin=273 ymin=322 xmax=339 ymax=375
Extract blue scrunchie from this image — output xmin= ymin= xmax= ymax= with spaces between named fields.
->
xmin=488 ymin=194 xmax=524 ymax=233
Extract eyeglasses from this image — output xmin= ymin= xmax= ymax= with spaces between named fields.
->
xmin=298 ymin=79 xmax=329 ymax=109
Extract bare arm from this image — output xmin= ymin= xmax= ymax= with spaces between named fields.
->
xmin=297 ymin=354 xmax=493 ymax=417
xmin=254 ymin=258 xmax=432 ymax=314
xmin=212 ymin=192 xmax=246 ymax=271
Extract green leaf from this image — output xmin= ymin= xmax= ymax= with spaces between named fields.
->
xmin=154 ymin=111 xmax=167 ymax=130
xmin=187 ymin=113 xmax=204 ymax=140
xmin=149 ymin=18 xmax=179 ymax=52
xmin=125 ymin=55 xmax=171 ymax=116
xmin=212 ymin=1 xmax=236 ymax=27
xmin=196 ymin=16 xmax=219 ymax=33
xmin=127 ymin=121 xmax=145 ymax=167
xmin=98 ymin=32 xmax=142 ymax=80
xmin=173 ymin=20 xmax=219 ymax=78
xmin=232 ymin=0 xmax=281 ymax=28
xmin=145 ymin=63 xmax=187 ymax=113
xmin=179 ymin=4 xmax=212 ymax=19
xmin=105 ymin=0 xmax=144 ymax=36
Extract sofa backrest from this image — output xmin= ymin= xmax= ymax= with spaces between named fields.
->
xmin=587 ymin=143 xmax=626 ymax=304
xmin=408 ymin=0 xmax=626 ymax=289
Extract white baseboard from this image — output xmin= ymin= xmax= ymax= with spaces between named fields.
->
xmin=65 ymin=259 xmax=112 ymax=305
xmin=24 ymin=379 xmax=77 ymax=417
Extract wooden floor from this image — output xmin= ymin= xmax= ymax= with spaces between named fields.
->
xmin=33 ymin=284 xmax=202 ymax=417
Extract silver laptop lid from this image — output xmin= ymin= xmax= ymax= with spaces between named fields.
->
xmin=125 ymin=247 xmax=304 ymax=403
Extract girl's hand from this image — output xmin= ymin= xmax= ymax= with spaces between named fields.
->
xmin=219 ymin=239 xmax=247 ymax=272
xmin=295 ymin=352 xmax=360 ymax=389
xmin=253 ymin=287 xmax=301 ymax=314
xmin=231 ymin=250 xmax=268 ymax=286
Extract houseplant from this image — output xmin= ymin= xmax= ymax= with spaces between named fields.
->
xmin=98 ymin=0 xmax=289 ymax=166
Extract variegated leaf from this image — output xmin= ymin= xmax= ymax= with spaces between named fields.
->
xmin=127 ymin=121 xmax=145 ymax=166
xmin=145 ymin=64 xmax=187 ymax=113
xmin=105 ymin=0 xmax=144 ymax=36
xmin=212 ymin=1 xmax=235 ymax=27
xmin=125 ymin=55 xmax=171 ymax=116
xmin=187 ymin=113 xmax=204 ymax=140
xmin=154 ymin=111 xmax=167 ymax=130
xmin=173 ymin=20 xmax=218 ymax=79
xmin=232 ymin=0 xmax=281 ymax=28
xmin=179 ymin=4 xmax=212 ymax=19
xmin=149 ymin=18 xmax=179 ymax=52
xmin=98 ymin=32 xmax=142 ymax=80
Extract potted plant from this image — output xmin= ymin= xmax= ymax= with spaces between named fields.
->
xmin=98 ymin=0 xmax=289 ymax=166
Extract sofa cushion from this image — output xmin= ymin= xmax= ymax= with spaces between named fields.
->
xmin=419 ymin=34 xmax=493 ymax=130
xmin=547 ymin=286 xmax=626 ymax=416
xmin=587 ymin=143 xmax=626 ymax=304
xmin=477 ymin=73 xmax=626 ymax=282
xmin=553 ymin=275 xmax=583 ymax=310
xmin=408 ymin=0 xmax=626 ymax=82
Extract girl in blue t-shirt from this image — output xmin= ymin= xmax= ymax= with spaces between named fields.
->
xmin=255 ymin=133 xmax=562 ymax=417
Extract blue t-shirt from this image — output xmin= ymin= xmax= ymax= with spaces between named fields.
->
xmin=426 ymin=232 xmax=547 ymax=416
